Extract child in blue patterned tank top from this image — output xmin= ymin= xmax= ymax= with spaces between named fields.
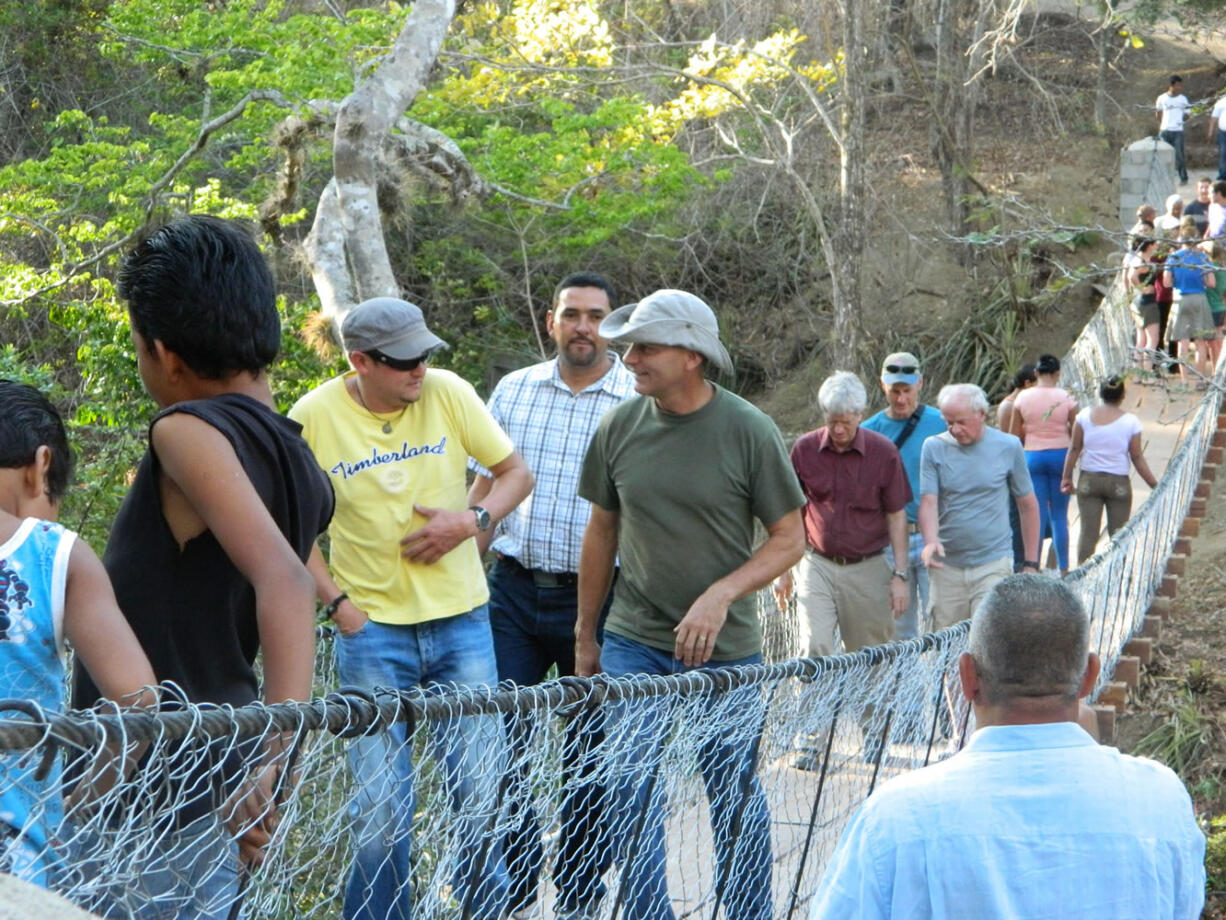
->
xmin=0 ymin=379 xmax=156 ymax=887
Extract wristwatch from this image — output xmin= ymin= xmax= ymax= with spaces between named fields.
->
xmin=891 ymin=569 xmax=909 ymax=582
xmin=470 ymin=505 xmax=492 ymax=532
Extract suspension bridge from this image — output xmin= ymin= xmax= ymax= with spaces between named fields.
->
xmin=0 ymin=270 xmax=1221 ymax=919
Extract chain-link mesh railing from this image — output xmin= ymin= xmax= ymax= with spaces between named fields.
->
xmin=0 ymin=634 xmax=972 ymax=920
xmin=1 ymin=272 xmax=1220 ymax=919
xmin=1067 ymin=372 xmax=1222 ymax=692
xmin=1060 ymin=269 xmax=1134 ymax=405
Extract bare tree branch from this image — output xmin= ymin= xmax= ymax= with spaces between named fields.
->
xmin=101 ymin=25 xmax=271 ymax=68
xmin=2 ymin=88 xmax=292 ymax=307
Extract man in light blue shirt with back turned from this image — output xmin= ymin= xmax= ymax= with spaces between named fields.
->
xmin=810 ymin=574 xmax=1205 ymax=919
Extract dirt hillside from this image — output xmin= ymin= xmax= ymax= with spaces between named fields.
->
xmin=758 ymin=13 xmax=1224 ymax=433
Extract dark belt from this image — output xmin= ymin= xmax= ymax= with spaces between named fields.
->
xmin=502 ymin=555 xmax=579 ymax=587
xmin=813 ymin=547 xmax=885 ymax=566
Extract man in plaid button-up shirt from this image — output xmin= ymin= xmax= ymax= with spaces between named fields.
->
xmin=468 ymin=271 xmax=636 ymax=920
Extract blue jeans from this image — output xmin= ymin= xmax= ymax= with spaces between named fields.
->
xmin=884 ymin=531 xmax=928 ymax=640
xmin=134 ymin=815 xmax=239 ymax=920
xmin=72 ymin=814 xmax=239 ymax=920
xmin=336 ymin=608 xmax=509 ymax=920
xmin=600 ymin=634 xmax=772 ymax=920
xmin=488 ymin=558 xmax=611 ymax=913
xmin=1217 ymin=128 xmax=1226 ymax=181
xmin=1160 ymin=128 xmax=1187 ymax=181
xmin=1026 ymin=448 xmax=1071 ymax=570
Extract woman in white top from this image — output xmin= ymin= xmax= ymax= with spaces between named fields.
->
xmin=1060 ymin=376 xmax=1159 ymax=565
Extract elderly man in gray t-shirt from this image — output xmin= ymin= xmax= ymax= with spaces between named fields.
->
xmin=919 ymin=384 xmax=1040 ymax=628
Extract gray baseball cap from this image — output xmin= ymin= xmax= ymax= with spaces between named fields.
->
xmin=341 ymin=297 xmax=448 ymax=360
xmin=880 ymin=351 xmax=921 ymax=385
xmin=599 ymin=289 xmax=732 ymax=374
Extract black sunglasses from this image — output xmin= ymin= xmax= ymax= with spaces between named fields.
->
xmin=367 ymin=349 xmax=433 ymax=372
xmin=884 ymin=364 xmax=918 ymax=375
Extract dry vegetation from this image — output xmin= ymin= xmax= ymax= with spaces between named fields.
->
xmin=757 ymin=11 xmax=1222 ymax=432
xmin=1116 ymin=484 xmax=1226 ymax=914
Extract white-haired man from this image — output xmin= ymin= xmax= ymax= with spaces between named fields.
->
xmin=919 ymin=384 xmax=1039 ymax=628
xmin=1156 ymin=192 xmax=1184 ymax=237
xmin=777 ymin=371 xmax=911 ymax=656
xmin=811 ymin=575 xmax=1205 ymax=918
xmin=576 ymin=289 xmax=805 ymax=920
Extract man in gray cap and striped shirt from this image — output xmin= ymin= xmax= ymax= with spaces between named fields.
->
xmin=575 ymin=288 xmax=805 ymax=920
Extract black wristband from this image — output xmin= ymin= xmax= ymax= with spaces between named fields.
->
xmin=1022 ymin=560 xmax=1040 ymax=569
xmin=323 ymin=592 xmax=348 ymax=619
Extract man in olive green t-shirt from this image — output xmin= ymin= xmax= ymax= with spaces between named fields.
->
xmin=575 ymin=289 xmax=804 ymax=920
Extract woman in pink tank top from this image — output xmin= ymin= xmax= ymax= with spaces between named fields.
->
xmin=1009 ymin=354 xmax=1077 ymax=572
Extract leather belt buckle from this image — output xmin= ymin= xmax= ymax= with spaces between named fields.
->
xmin=530 ymin=569 xmax=578 ymax=588
xmin=817 ymin=548 xmax=884 ymax=566
xmin=505 ymin=555 xmax=580 ymax=587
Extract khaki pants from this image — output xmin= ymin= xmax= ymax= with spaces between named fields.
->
xmin=1076 ymin=470 xmax=1132 ymax=565
xmin=796 ymin=548 xmax=895 ymax=656
xmin=928 ymin=556 xmax=1013 ymax=630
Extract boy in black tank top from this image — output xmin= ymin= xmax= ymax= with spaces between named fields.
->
xmin=71 ymin=216 xmax=334 ymax=920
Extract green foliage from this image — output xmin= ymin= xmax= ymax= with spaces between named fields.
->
xmin=0 ymin=346 xmax=59 ymax=393
xmin=1206 ymin=815 xmax=1226 ymax=897
xmin=0 ymin=0 xmax=117 ymax=160
xmin=0 ymin=335 xmax=144 ymax=548
xmin=271 ymin=295 xmax=350 ymax=413
xmin=0 ymin=0 xmax=840 ymax=548
xmin=1133 ymin=693 xmax=1214 ymax=779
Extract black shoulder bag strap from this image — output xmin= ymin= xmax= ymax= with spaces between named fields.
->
xmin=892 ymin=406 xmax=925 ymax=451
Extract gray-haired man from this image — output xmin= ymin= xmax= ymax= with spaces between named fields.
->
xmin=812 ymin=575 xmax=1205 ymax=918
xmin=575 ymin=289 xmax=805 ymax=920
xmin=919 ymin=384 xmax=1039 ymax=628
xmin=777 ymin=371 xmax=911 ymax=656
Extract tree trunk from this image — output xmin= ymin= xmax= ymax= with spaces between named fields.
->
xmin=1094 ymin=13 xmax=1111 ymax=131
xmin=303 ymin=0 xmax=458 ymax=335
xmin=831 ymin=0 xmax=870 ymax=367
xmin=930 ymin=0 xmax=966 ymax=235
xmin=924 ymin=0 xmax=998 ymax=259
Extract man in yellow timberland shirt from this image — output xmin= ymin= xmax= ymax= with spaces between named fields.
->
xmin=291 ymin=297 xmax=533 ymax=920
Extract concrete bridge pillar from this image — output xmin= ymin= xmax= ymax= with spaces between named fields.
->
xmin=1119 ymin=137 xmax=1176 ymax=229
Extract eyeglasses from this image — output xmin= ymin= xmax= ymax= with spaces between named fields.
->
xmin=884 ymin=364 xmax=918 ymax=375
xmin=367 ymin=349 xmax=433 ymax=372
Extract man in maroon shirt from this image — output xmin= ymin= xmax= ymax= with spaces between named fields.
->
xmin=776 ymin=371 xmax=911 ymax=656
